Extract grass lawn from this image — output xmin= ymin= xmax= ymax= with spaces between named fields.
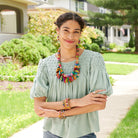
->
xmin=102 ymin=53 xmax=138 ymax=63
xmin=0 ymin=90 xmax=42 ymax=138
xmin=105 ymin=64 xmax=138 ymax=75
xmin=110 ymin=99 xmax=138 ymax=138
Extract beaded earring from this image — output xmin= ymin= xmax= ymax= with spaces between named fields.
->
xmin=57 ymin=36 xmax=59 ymax=40
xmin=78 ymin=40 xmax=80 ymax=44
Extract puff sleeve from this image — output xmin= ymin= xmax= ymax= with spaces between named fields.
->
xmin=30 ymin=59 xmax=49 ymax=99
xmin=89 ymin=53 xmax=113 ymax=96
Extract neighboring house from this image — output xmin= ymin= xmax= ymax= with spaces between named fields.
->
xmin=86 ymin=1 xmax=131 ymax=46
xmin=30 ymin=0 xmax=88 ymax=13
xmin=28 ymin=0 xmax=87 ymax=23
xmin=108 ymin=25 xmax=131 ymax=46
xmin=0 ymin=0 xmax=37 ymax=45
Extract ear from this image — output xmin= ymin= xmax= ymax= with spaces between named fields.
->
xmin=56 ymin=27 xmax=60 ymax=35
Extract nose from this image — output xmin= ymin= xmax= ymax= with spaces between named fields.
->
xmin=68 ymin=33 xmax=74 ymax=39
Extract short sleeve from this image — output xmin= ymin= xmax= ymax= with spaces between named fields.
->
xmin=30 ymin=59 xmax=49 ymax=99
xmin=89 ymin=52 xmax=113 ymax=96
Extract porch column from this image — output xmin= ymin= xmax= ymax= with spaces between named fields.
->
xmin=127 ymin=28 xmax=130 ymax=42
xmin=110 ymin=26 xmax=113 ymax=43
xmin=116 ymin=27 xmax=118 ymax=37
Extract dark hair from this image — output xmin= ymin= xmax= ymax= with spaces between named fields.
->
xmin=54 ymin=12 xmax=85 ymax=31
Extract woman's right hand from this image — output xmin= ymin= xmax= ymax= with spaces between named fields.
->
xmin=76 ymin=89 xmax=107 ymax=107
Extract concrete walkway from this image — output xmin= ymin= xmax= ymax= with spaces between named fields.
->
xmin=105 ymin=61 xmax=138 ymax=66
xmin=10 ymin=63 xmax=138 ymax=138
xmin=96 ymin=68 xmax=138 ymax=138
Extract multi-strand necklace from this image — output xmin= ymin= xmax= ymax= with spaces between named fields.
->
xmin=56 ymin=45 xmax=80 ymax=83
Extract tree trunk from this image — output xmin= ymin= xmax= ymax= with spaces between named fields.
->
xmin=135 ymin=26 xmax=138 ymax=52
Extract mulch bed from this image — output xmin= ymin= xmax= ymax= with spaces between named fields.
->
xmin=0 ymin=81 xmax=33 ymax=91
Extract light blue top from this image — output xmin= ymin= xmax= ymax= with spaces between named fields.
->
xmin=30 ymin=50 xmax=113 ymax=138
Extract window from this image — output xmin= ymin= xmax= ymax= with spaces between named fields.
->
xmin=79 ymin=2 xmax=84 ymax=11
xmin=99 ymin=7 xmax=105 ymax=13
xmin=75 ymin=0 xmax=87 ymax=12
xmin=118 ymin=29 xmax=120 ymax=37
xmin=75 ymin=1 xmax=79 ymax=12
xmin=124 ymin=29 xmax=128 ymax=36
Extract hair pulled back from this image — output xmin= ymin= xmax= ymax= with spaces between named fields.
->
xmin=55 ymin=12 xmax=85 ymax=31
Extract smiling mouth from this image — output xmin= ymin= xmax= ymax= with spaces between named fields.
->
xmin=64 ymin=39 xmax=74 ymax=43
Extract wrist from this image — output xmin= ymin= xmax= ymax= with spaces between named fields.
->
xmin=58 ymin=110 xmax=66 ymax=119
xmin=70 ymin=98 xmax=80 ymax=108
xmin=56 ymin=111 xmax=59 ymax=118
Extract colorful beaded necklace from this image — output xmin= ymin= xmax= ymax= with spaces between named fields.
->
xmin=56 ymin=45 xmax=80 ymax=83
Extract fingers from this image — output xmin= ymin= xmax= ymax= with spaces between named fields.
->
xmin=90 ymin=93 xmax=107 ymax=99
xmin=94 ymin=94 xmax=107 ymax=98
xmin=94 ymin=89 xmax=106 ymax=94
xmin=93 ymin=97 xmax=107 ymax=102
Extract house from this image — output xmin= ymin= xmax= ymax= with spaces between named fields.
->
xmin=0 ymin=0 xmax=37 ymax=45
xmin=29 ymin=0 xmax=88 ymax=13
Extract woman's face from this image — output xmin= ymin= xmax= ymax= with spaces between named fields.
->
xmin=57 ymin=20 xmax=81 ymax=50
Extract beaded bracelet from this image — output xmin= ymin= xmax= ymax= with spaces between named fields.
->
xmin=58 ymin=110 xmax=66 ymax=119
xmin=63 ymin=98 xmax=71 ymax=110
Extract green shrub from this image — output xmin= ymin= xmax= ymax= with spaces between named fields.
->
xmin=82 ymin=43 xmax=91 ymax=50
xmin=109 ymin=43 xmax=116 ymax=49
xmin=91 ymin=29 xmax=105 ymax=46
xmin=90 ymin=43 xmax=100 ymax=52
xmin=18 ymin=48 xmax=41 ymax=66
xmin=129 ymin=33 xmax=135 ymax=48
xmin=28 ymin=10 xmax=64 ymax=48
xmin=124 ymin=43 xmax=129 ymax=48
xmin=80 ymin=26 xmax=98 ymax=46
xmin=0 ymin=46 xmax=8 ymax=56
xmin=0 ymin=34 xmax=54 ymax=65
xmin=0 ymin=62 xmax=37 ymax=82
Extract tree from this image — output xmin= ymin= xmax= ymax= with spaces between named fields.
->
xmin=87 ymin=0 xmax=138 ymax=52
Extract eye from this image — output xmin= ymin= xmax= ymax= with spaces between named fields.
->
xmin=74 ymin=31 xmax=79 ymax=33
xmin=64 ymin=29 xmax=69 ymax=32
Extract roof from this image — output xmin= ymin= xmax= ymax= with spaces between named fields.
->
xmin=28 ymin=3 xmax=87 ymax=17
xmin=12 ymin=0 xmax=38 ymax=5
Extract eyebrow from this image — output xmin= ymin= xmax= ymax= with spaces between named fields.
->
xmin=63 ymin=27 xmax=81 ymax=31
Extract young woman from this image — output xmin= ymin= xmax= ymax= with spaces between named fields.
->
xmin=30 ymin=12 xmax=113 ymax=138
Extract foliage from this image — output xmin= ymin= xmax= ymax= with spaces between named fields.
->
xmin=80 ymin=26 xmax=98 ymax=45
xmin=129 ymin=33 xmax=135 ymax=48
xmin=0 ymin=90 xmax=42 ymax=138
xmin=90 ymin=43 xmax=101 ymax=52
xmin=28 ymin=9 xmax=64 ymax=48
xmin=0 ymin=62 xmax=37 ymax=82
xmin=110 ymin=99 xmax=138 ymax=138
xmin=109 ymin=43 xmax=116 ymax=50
xmin=80 ymin=26 xmax=106 ymax=50
xmin=0 ymin=33 xmax=55 ymax=66
xmin=124 ymin=42 xmax=129 ymax=48
xmin=91 ymin=28 xmax=105 ymax=46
